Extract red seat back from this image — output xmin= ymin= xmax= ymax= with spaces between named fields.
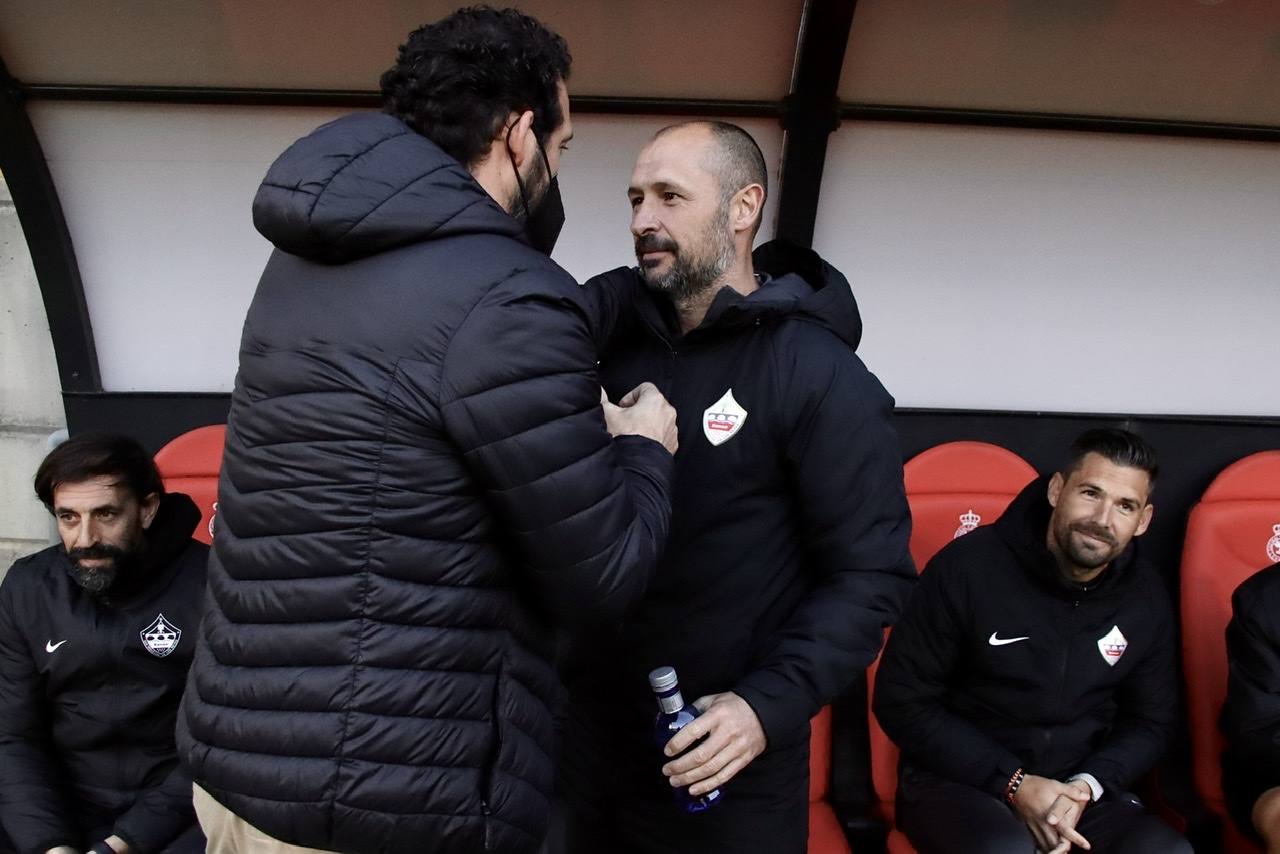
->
xmin=807 ymin=704 xmax=850 ymax=853
xmin=153 ymin=424 xmax=226 ymax=545
xmin=1181 ymin=451 xmax=1280 ymax=852
xmin=870 ymin=442 xmax=1037 ymax=826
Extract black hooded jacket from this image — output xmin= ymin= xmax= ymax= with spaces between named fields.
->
xmin=0 ymin=494 xmax=207 ymax=854
xmin=176 ymin=112 xmax=673 ymax=854
xmin=1221 ymin=562 xmax=1280 ymax=835
xmin=874 ymin=476 xmax=1178 ymax=799
xmin=563 ymin=242 xmax=915 ymax=780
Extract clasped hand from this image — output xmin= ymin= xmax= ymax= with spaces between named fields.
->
xmin=1011 ymin=774 xmax=1094 ymax=853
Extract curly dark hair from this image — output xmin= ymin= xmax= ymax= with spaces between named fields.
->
xmin=380 ymin=6 xmax=572 ymax=168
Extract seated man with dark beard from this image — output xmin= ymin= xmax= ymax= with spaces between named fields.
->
xmin=557 ymin=121 xmax=915 ymax=853
xmin=0 ymin=435 xmax=207 ymax=854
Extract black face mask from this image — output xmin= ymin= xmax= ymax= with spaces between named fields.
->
xmin=508 ymin=133 xmax=565 ymax=256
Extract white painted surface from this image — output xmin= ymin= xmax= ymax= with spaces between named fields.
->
xmin=0 ymin=173 xmax=66 ymax=575
xmin=29 ymin=104 xmax=781 ymax=392
xmin=814 ymin=122 xmax=1280 ymax=416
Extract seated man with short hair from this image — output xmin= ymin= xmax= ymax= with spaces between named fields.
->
xmin=0 ymin=435 xmax=207 ymax=854
xmin=875 ymin=428 xmax=1191 ymax=854
xmin=1222 ymin=562 xmax=1280 ymax=851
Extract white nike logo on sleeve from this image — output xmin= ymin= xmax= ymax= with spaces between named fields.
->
xmin=988 ymin=632 xmax=1030 ymax=646
xmin=45 ymin=639 xmax=68 ymax=653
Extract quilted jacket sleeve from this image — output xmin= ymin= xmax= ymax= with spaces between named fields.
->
xmin=0 ymin=564 xmax=79 ymax=854
xmin=440 ymin=266 xmax=674 ymax=624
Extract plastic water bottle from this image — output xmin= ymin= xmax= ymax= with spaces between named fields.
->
xmin=649 ymin=666 xmax=723 ymax=813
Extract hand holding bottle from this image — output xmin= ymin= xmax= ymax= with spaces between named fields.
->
xmin=660 ymin=691 xmax=767 ymax=797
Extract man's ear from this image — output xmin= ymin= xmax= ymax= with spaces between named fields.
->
xmin=1135 ymin=503 xmax=1155 ymax=538
xmin=504 ymin=109 xmax=538 ymax=170
xmin=1047 ymin=472 xmax=1064 ymax=508
xmin=141 ymin=492 xmax=161 ymax=530
xmin=731 ymin=183 xmax=765 ymax=237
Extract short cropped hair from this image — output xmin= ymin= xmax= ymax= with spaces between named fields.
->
xmin=380 ymin=6 xmax=572 ymax=168
xmin=657 ymin=121 xmax=768 ymax=235
xmin=1062 ymin=427 xmax=1159 ymax=488
xmin=34 ymin=434 xmax=164 ymax=511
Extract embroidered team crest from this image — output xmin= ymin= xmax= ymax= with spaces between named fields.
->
xmin=953 ymin=509 xmax=981 ymax=540
xmin=1097 ymin=625 xmax=1128 ymax=667
xmin=208 ymin=502 xmax=218 ymax=540
xmin=703 ymin=389 xmax=748 ymax=447
xmin=140 ymin=614 xmax=182 ymax=658
xmin=1267 ymin=523 xmax=1280 ymax=563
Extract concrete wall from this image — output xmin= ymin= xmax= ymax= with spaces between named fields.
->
xmin=0 ymin=171 xmax=67 ymax=576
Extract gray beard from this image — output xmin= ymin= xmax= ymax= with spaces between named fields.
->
xmin=647 ymin=211 xmax=736 ymax=305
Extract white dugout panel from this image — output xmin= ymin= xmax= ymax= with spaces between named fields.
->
xmin=815 ymin=122 xmax=1280 ymax=417
xmin=29 ymin=104 xmax=780 ymax=393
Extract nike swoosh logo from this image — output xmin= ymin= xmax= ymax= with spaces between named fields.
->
xmin=45 ymin=639 xmax=68 ymax=653
xmin=988 ymin=632 xmax=1030 ymax=646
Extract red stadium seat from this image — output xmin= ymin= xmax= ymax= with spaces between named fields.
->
xmin=808 ymin=704 xmax=850 ymax=854
xmin=153 ymin=424 xmax=226 ymax=545
xmin=870 ymin=441 xmax=1037 ymax=853
xmin=1181 ymin=451 xmax=1280 ymax=854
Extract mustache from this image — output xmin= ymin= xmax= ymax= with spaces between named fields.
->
xmin=635 ymin=235 xmax=678 ymax=255
xmin=1070 ymin=522 xmax=1116 ymax=546
xmin=67 ymin=544 xmax=128 ymax=566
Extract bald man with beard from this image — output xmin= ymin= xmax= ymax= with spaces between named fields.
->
xmin=557 ymin=121 xmax=915 ymax=853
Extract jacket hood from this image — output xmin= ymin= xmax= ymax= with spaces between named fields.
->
xmin=994 ymin=474 xmax=1140 ymax=596
xmin=252 ymin=112 xmax=524 ymax=264
xmin=668 ymin=239 xmax=863 ymax=347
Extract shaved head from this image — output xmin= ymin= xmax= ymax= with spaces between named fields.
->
xmin=652 ymin=121 xmax=768 ymax=235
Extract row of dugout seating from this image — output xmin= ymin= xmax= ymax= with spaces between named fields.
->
xmin=151 ymin=426 xmax=1280 ymax=854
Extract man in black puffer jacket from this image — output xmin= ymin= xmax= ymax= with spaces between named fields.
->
xmin=0 ymin=435 xmax=207 ymax=854
xmin=875 ymin=428 xmax=1191 ymax=854
xmin=178 ymin=9 xmax=676 ymax=854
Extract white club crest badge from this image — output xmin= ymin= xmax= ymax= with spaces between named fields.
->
xmin=140 ymin=614 xmax=182 ymax=658
xmin=1097 ymin=625 xmax=1128 ymax=667
xmin=1267 ymin=523 xmax=1280 ymax=563
xmin=703 ymin=389 xmax=748 ymax=447
xmin=953 ymin=509 xmax=981 ymax=540
xmin=208 ymin=501 xmax=219 ymax=540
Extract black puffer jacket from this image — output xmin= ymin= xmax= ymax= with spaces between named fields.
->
xmin=874 ymin=476 xmax=1178 ymax=798
xmin=177 ymin=112 xmax=673 ymax=854
xmin=0 ymin=494 xmax=207 ymax=854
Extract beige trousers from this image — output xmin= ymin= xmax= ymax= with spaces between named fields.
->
xmin=193 ymin=784 xmax=340 ymax=854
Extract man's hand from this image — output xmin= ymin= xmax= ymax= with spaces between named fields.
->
xmin=660 ymin=692 xmax=766 ymax=796
xmin=44 ymin=847 xmax=79 ymax=854
xmin=104 ymin=836 xmax=132 ymax=854
xmin=1011 ymin=774 xmax=1092 ymax=852
xmin=601 ymin=383 xmax=678 ymax=454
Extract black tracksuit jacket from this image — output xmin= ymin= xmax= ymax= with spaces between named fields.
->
xmin=564 ymin=242 xmax=915 ymax=787
xmin=874 ymin=476 xmax=1178 ymax=800
xmin=1221 ymin=562 xmax=1280 ymax=835
xmin=0 ymin=494 xmax=208 ymax=854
